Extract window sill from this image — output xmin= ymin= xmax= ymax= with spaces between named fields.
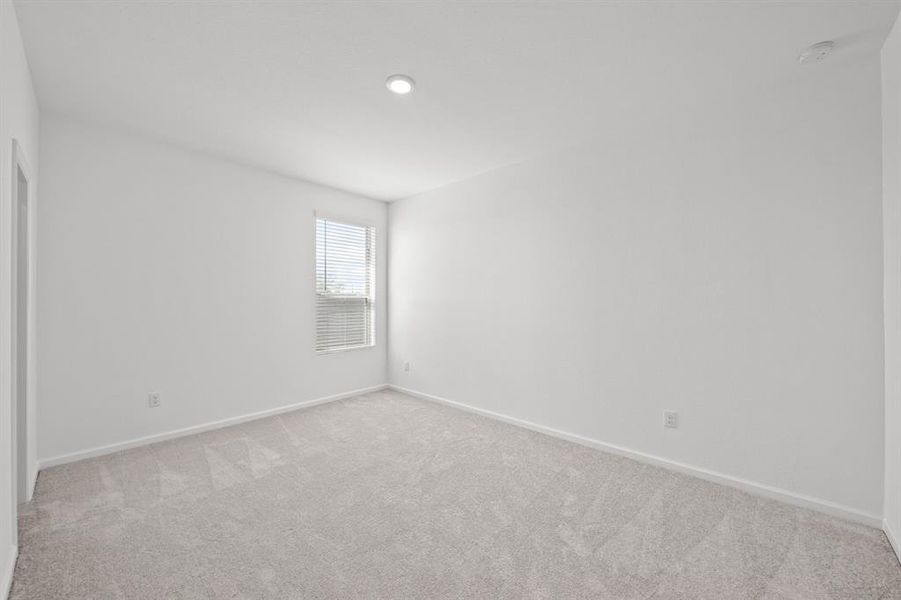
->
xmin=316 ymin=344 xmax=376 ymax=355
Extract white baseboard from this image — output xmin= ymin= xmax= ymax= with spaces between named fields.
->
xmin=389 ymin=384 xmax=881 ymax=528
xmin=885 ymin=520 xmax=901 ymax=564
xmin=38 ymin=384 xmax=389 ymax=470
xmin=25 ymin=464 xmax=37 ymax=503
xmin=1 ymin=545 xmax=17 ymax=600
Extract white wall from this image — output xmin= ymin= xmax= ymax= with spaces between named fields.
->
xmin=37 ymin=115 xmax=387 ymax=463
xmin=390 ymin=57 xmax=885 ymax=521
xmin=0 ymin=0 xmax=39 ymax=592
xmin=884 ymin=9 xmax=901 ymax=555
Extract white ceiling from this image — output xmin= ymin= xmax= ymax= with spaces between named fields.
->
xmin=15 ymin=0 xmax=901 ymax=201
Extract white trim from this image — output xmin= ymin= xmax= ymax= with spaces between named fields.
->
xmin=1 ymin=545 xmax=17 ymax=600
xmin=316 ymin=342 xmax=376 ymax=356
xmin=885 ymin=519 xmax=901 ymax=564
xmin=389 ymin=384 xmax=882 ymax=528
xmin=25 ymin=463 xmax=37 ymax=503
xmin=313 ymin=209 xmax=378 ymax=229
xmin=10 ymin=138 xmax=37 ymax=510
xmin=38 ymin=384 xmax=388 ymax=470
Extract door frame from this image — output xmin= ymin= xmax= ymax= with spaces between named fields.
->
xmin=10 ymin=138 xmax=36 ymax=513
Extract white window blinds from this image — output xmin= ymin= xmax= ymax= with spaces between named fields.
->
xmin=315 ymin=217 xmax=376 ymax=352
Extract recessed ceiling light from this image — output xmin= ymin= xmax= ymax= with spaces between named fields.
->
xmin=386 ymin=74 xmax=415 ymax=95
xmin=798 ymin=41 xmax=834 ymax=65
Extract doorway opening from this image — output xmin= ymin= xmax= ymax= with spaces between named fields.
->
xmin=12 ymin=141 xmax=32 ymax=508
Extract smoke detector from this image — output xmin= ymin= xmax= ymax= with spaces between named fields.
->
xmin=799 ymin=41 xmax=835 ymax=65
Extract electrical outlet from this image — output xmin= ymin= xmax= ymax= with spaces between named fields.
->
xmin=663 ymin=410 xmax=678 ymax=429
xmin=148 ymin=392 xmax=161 ymax=409
xmin=403 ymin=361 xmax=411 ymax=372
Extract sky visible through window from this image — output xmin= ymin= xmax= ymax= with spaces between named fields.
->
xmin=316 ymin=219 xmax=372 ymax=296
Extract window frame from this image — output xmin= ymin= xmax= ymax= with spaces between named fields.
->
xmin=313 ymin=212 xmax=377 ymax=354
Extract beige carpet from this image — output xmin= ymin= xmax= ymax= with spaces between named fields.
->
xmin=11 ymin=389 xmax=901 ymax=599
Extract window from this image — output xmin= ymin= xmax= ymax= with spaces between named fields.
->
xmin=315 ymin=217 xmax=376 ymax=352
